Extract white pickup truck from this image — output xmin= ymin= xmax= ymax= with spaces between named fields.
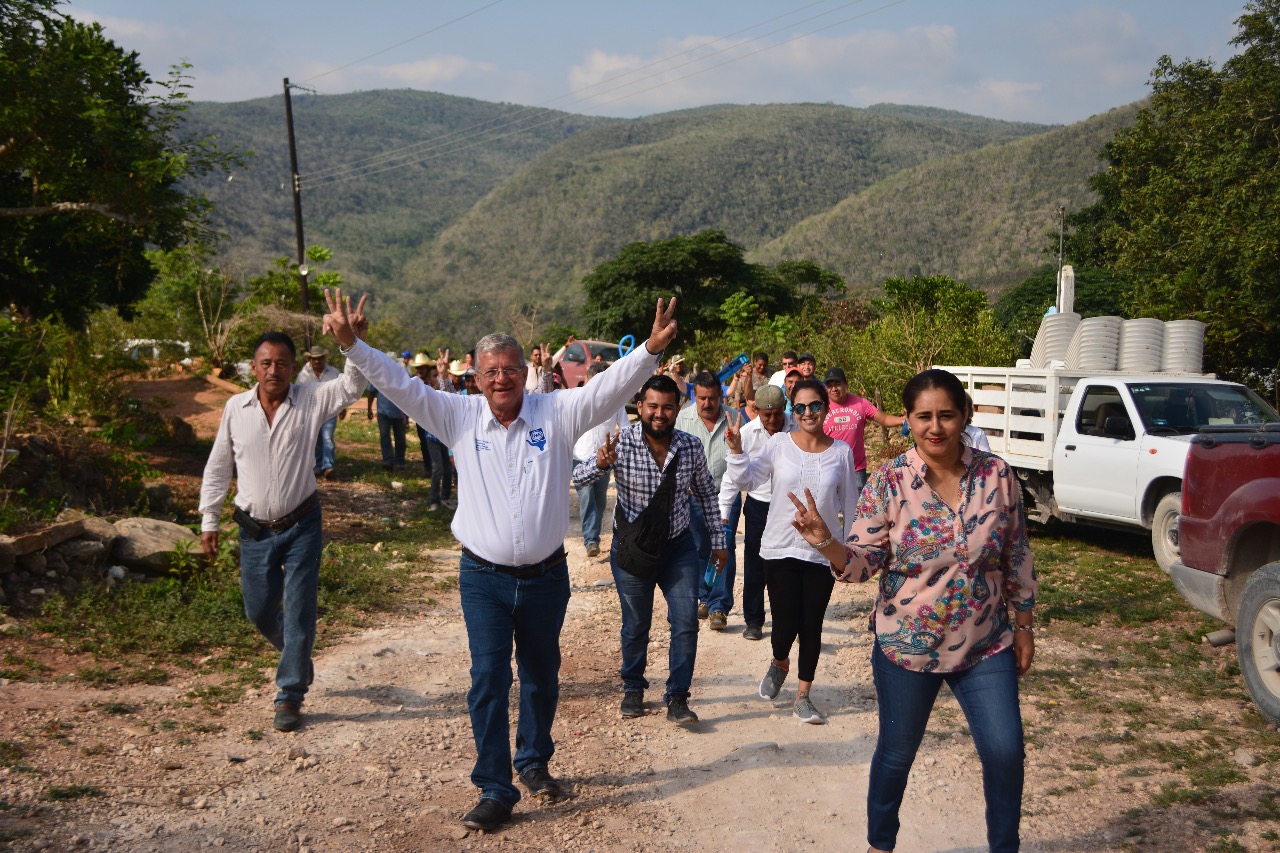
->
xmin=935 ymin=366 xmax=1280 ymax=571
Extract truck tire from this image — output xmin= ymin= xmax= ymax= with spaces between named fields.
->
xmin=1152 ymin=491 xmax=1181 ymax=574
xmin=1238 ymin=561 xmax=1280 ymax=726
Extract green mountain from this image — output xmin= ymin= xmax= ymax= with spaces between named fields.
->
xmin=751 ymin=104 xmax=1141 ymax=294
xmin=183 ymin=89 xmax=1133 ymax=350
xmin=185 ymin=89 xmax=616 ymax=290
xmin=393 ymin=102 xmax=1051 ymax=344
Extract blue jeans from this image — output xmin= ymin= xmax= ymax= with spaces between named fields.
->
xmin=610 ymin=529 xmax=700 ymax=701
xmin=741 ymin=495 xmax=769 ymax=628
xmin=868 ymin=643 xmax=1025 ymax=853
xmin=692 ymin=492 xmax=741 ymax=615
xmin=237 ymin=502 xmax=323 ymax=707
xmin=313 ymin=417 xmax=336 ymax=472
xmin=377 ymin=414 xmax=406 ymax=467
xmin=425 ymin=436 xmax=452 ymax=504
xmin=459 ymin=551 xmax=571 ymax=808
xmin=573 ymin=458 xmax=610 ymax=548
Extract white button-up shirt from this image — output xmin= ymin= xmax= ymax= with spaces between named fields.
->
xmin=343 ymin=338 xmax=659 ymax=566
xmin=718 ymin=414 xmax=795 ymax=518
xmin=199 ymin=360 xmax=367 ymax=531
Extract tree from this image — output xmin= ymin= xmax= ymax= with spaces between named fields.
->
xmin=823 ymin=276 xmax=1017 ymax=402
xmin=1084 ymin=0 xmax=1280 ymax=378
xmin=0 ymin=1 xmax=241 ymax=326
xmin=994 ymin=264 xmax=1130 ymax=357
xmin=580 ymin=230 xmax=798 ymax=349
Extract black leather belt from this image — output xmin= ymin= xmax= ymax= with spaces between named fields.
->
xmin=462 ymin=546 xmax=566 ymax=579
xmin=238 ymin=491 xmax=322 ymax=532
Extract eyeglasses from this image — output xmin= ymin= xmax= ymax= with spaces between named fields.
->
xmin=792 ymin=401 xmax=824 ymax=416
xmin=781 ymin=360 xmax=796 ymax=367
xmin=480 ymin=366 xmax=523 ymax=381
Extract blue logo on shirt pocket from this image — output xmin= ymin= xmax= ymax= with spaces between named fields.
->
xmin=527 ymin=428 xmax=547 ymax=452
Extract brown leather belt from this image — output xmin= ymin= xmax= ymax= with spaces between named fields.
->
xmin=462 ymin=546 xmax=566 ymax=579
xmin=255 ymin=492 xmax=319 ymax=531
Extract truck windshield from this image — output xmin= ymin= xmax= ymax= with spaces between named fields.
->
xmin=587 ymin=343 xmax=620 ymax=362
xmin=1127 ymin=383 xmax=1280 ymax=434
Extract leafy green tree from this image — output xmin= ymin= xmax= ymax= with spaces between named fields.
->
xmin=818 ymin=276 xmax=1016 ymax=402
xmin=580 ymin=230 xmax=797 ymax=349
xmin=994 ymin=265 xmax=1130 ymax=357
xmin=0 ymin=1 xmax=241 ymax=326
xmin=1083 ymin=0 xmax=1280 ymax=377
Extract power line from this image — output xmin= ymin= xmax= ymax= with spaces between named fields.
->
xmin=304 ymin=0 xmax=843 ymax=182
xmin=304 ymin=0 xmax=907 ymax=189
xmin=297 ymin=0 xmax=506 ymax=86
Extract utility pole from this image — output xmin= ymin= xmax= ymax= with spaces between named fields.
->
xmin=1057 ymin=205 xmax=1066 ymax=277
xmin=283 ymin=78 xmax=309 ymax=323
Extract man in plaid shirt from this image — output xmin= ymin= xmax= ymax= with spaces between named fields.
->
xmin=572 ymin=374 xmax=726 ymax=725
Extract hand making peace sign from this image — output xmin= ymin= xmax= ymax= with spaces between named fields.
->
xmin=595 ymin=426 xmax=620 ymax=470
xmin=724 ymin=407 xmax=744 ymax=455
xmin=644 ymin=297 xmax=679 ymax=355
xmin=321 ymin=288 xmax=369 ymax=348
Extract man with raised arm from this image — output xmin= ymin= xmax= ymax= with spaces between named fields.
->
xmin=323 ymin=290 xmax=678 ymax=833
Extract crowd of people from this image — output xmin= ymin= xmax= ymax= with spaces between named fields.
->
xmin=198 ymin=292 xmax=1037 ymax=852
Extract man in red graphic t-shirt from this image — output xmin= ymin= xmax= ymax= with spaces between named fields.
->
xmin=822 ymin=367 xmax=904 ymax=493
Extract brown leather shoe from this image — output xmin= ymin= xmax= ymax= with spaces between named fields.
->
xmin=272 ymin=702 xmax=302 ymax=732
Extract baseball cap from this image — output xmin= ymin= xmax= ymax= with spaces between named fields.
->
xmin=755 ymin=384 xmax=786 ymax=410
xmin=824 ymin=367 xmax=847 ymax=383
xmin=797 ymin=352 xmax=816 ymax=364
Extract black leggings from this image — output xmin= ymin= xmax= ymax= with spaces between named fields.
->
xmin=765 ymin=557 xmax=836 ymax=683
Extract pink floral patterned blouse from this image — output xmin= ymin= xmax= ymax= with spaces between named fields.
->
xmin=842 ymin=446 xmax=1036 ymax=673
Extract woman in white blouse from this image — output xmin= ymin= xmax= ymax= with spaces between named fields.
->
xmin=725 ymin=379 xmax=859 ymax=723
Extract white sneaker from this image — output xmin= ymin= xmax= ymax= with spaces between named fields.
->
xmin=428 ymin=503 xmax=440 ymax=512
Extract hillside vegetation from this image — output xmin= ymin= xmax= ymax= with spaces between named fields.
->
xmin=392 ymin=102 xmax=1050 ymax=344
xmin=185 ymin=89 xmax=616 ymax=291
xmin=752 ymin=104 xmax=1141 ymax=294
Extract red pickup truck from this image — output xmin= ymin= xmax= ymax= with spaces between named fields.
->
xmin=1170 ymin=423 xmax=1280 ymax=724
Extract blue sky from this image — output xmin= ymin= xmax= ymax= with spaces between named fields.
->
xmin=70 ymin=0 xmax=1245 ymax=125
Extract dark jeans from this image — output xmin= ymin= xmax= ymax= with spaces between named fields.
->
xmin=415 ymin=425 xmax=433 ymax=476
xmin=237 ymin=501 xmax=323 ymax=706
xmin=691 ymin=492 xmax=741 ymax=615
xmin=868 ymin=643 xmax=1025 ymax=853
xmin=424 ymin=434 xmax=452 ymax=504
xmin=741 ymin=495 xmax=769 ymax=628
xmin=459 ymin=551 xmax=570 ymax=809
xmin=377 ymin=413 xmax=406 ymax=467
xmin=765 ymin=557 xmax=835 ymax=682
xmin=313 ymin=417 xmax=336 ymax=472
xmin=610 ymin=529 xmax=700 ymax=701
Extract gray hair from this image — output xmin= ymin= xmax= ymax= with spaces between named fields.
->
xmin=474 ymin=333 xmax=523 ymax=360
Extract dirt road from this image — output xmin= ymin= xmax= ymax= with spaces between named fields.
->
xmin=6 ymin=494 xmax=1030 ymax=852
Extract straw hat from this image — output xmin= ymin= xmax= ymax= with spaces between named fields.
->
xmin=448 ymin=359 xmax=468 ymax=376
xmin=410 ymin=352 xmax=432 ymax=368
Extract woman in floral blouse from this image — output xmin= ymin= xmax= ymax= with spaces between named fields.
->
xmin=787 ymin=368 xmax=1036 ymax=853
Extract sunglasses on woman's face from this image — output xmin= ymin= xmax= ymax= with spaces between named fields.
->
xmin=792 ymin=401 xmax=824 ymax=416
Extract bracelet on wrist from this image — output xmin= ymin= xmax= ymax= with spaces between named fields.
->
xmin=813 ymin=535 xmax=835 ymax=551
xmin=1013 ymin=624 xmax=1035 ymax=634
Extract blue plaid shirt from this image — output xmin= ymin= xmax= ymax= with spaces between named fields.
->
xmin=572 ymin=423 xmax=725 ymax=548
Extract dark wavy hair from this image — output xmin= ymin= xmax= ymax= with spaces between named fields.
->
xmin=640 ymin=373 xmax=681 ymax=403
xmin=789 ymin=378 xmax=829 ymax=408
xmin=901 ymin=368 xmax=966 ymax=414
